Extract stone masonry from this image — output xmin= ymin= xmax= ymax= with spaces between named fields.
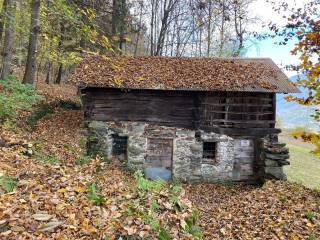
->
xmin=87 ymin=121 xmax=235 ymax=182
xmin=87 ymin=121 xmax=287 ymax=183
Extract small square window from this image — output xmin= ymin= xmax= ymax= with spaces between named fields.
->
xmin=202 ymin=142 xmax=217 ymax=164
xmin=112 ymin=135 xmax=128 ymax=157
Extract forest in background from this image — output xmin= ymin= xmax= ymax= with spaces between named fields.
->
xmin=0 ymin=0 xmax=258 ymax=85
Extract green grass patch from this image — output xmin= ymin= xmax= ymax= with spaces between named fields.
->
xmin=0 ymin=75 xmax=41 ymax=122
xmin=0 ymin=175 xmax=18 ymax=193
xmin=134 ymin=170 xmax=166 ymax=195
xmin=183 ymin=209 xmax=202 ymax=239
xmin=133 ymin=171 xmax=201 ymax=239
xmin=283 ymin=143 xmax=320 ymax=189
xmin=35 ymin=153 xmax=60 ymax=165
xmin=86 ymin=183 xmax=106 ymax=206
xmin=304 ymin=211 xmax=316 ymax=221
xmin=75 ymin=155 xmax=91 ymax=165
xmin=158 ymin=228 xmax=171 ymax=240
xmin=308 ymin=234 xmax=317 ymax=240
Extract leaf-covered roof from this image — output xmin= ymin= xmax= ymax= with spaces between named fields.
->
xmin=69 ymin=55 xmax=300 ymax=93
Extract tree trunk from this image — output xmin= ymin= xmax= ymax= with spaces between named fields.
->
xmin=155 ymin=0 xmax=177 ymax=56
xmin=150 ymin=0 xmax=155 ymax=55
xmin=207 ymin=0 xmax=212 ymax=57
xmin=45 ymin=61 xmax=52 ymax=84
xmin=134 ymin=2 xmax=143 ymax=56
xmin=0 ymin=0 xmax=8 ymax=44
xmin=1 ymin=0 xmax=16 ymax=80
xmin=55 ymin=64 xmax=63 ymax=84
xmin=23 ymin=0 xmax=41 ymax=85
xmin=55 ymin=22 xmax=64 ymax=84
xmin=112 ymin=0 xmax=127 ymax=51
xmin=233 ymin=2 xmax=244 ymax=57
xmin=218 ymin=0 xmax=226 ymax=57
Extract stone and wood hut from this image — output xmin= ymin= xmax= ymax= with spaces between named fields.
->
xmin=70 ymin=56 xmax=299 ymax=183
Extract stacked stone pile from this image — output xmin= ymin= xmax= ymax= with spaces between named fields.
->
xmin=262 ymin=142 xmax=290 ymax=180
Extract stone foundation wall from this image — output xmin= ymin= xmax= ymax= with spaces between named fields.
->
xmin=87 ymin=121 xmax=288 ymax=183
xmin=87 ymin=121 xmax=236 ymax=182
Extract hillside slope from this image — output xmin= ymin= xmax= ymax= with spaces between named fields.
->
xmin=277 ymin=75 xmax=319 ymax=131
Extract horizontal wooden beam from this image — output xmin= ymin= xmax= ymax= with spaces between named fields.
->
xmin=200 ymin=126 xmax=281 ymax=136
xmin=201 ymin=103 xmax=272 ymax=107
xmin=201 ymin=119 xmax=275 ymax=124
xmin=203 ymin=111 xmax=274 ymax=115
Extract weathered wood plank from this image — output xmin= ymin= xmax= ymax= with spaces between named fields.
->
xmin=82 ymin=88 xmax=277 ymax=136
xmin=201 ymin=103 xmax=273 ymax=107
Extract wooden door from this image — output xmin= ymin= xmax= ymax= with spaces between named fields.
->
xmin=233 ymin=139 xmax=255 ymax=181
xmin=146 ymin=138 xmax=173 ymax=169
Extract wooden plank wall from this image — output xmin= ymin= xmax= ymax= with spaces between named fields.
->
xmin=200 ymin=92 xmax=276 ymax=135
xmin=81 ymin=88 xmax=277 ymax=136
xmin=82 ymin=88 xmax=195 ymax=128
xmin=233 ymin=139 xmax=255 ymax=181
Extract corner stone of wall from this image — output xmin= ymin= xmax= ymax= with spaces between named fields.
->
xmin=173 ymin=130 xmax=202 ymax=182
xmin=262 ymin=136 xmax=289 ymax=181
xmin=87 ymin=121 xmax=112 ymax=160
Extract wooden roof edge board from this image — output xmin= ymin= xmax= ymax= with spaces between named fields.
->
xmin=79 ymin=85 xmax=298 ymax=94
xmin=70 ymin=55 xmax=301 ymax=93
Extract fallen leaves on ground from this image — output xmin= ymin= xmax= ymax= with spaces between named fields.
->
xmin=186 ymin=181 xmax=320 ymax=239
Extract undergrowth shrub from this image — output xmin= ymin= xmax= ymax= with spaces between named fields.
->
xmin=290 ymin=129 xmax=320 ymax=156
xmin=86 ymin=183 xmax=106 ymax=206
xmin=0 ymin=75 xmax=40 ymax=122
xmin=134 ymin=170 xmax=166 ymax=195
xmin=183 ymin=209 xmax=202 ymax=239
xmin=304 ymin=211 xmax=316 ymax=221
xmin=35 ymin=153 xmax=60 ymax=165
xmin=57 ymin=100 xmax=81 ymax=110
xmin=75 ymin=155 xmax=91 ymax=165
xmin=27 ymin=103 xmax=54 ymax=129
xmin=26 ymin=99 xmax=81 ymax=130
xmin=0 ymin=175 xmax=18 ymax=193
xmin=133 ymin=171 xmax=201 ymax=239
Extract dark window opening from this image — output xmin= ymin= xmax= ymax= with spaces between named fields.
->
xmin=112 ymin=135 xmax=128 ymax=157
xmin=203 ymin=142 xmax=217 ymax=164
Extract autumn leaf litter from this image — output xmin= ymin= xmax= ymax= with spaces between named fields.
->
xmin=0 ymin=83 xmax=319 ymax=239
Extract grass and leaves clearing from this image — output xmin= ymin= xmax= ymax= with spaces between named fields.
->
xmin=0 ymin=78 xmax=319 ymax=239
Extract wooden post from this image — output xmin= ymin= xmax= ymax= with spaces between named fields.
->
xmin=253 ymin=138 xmax=265 ymax=184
